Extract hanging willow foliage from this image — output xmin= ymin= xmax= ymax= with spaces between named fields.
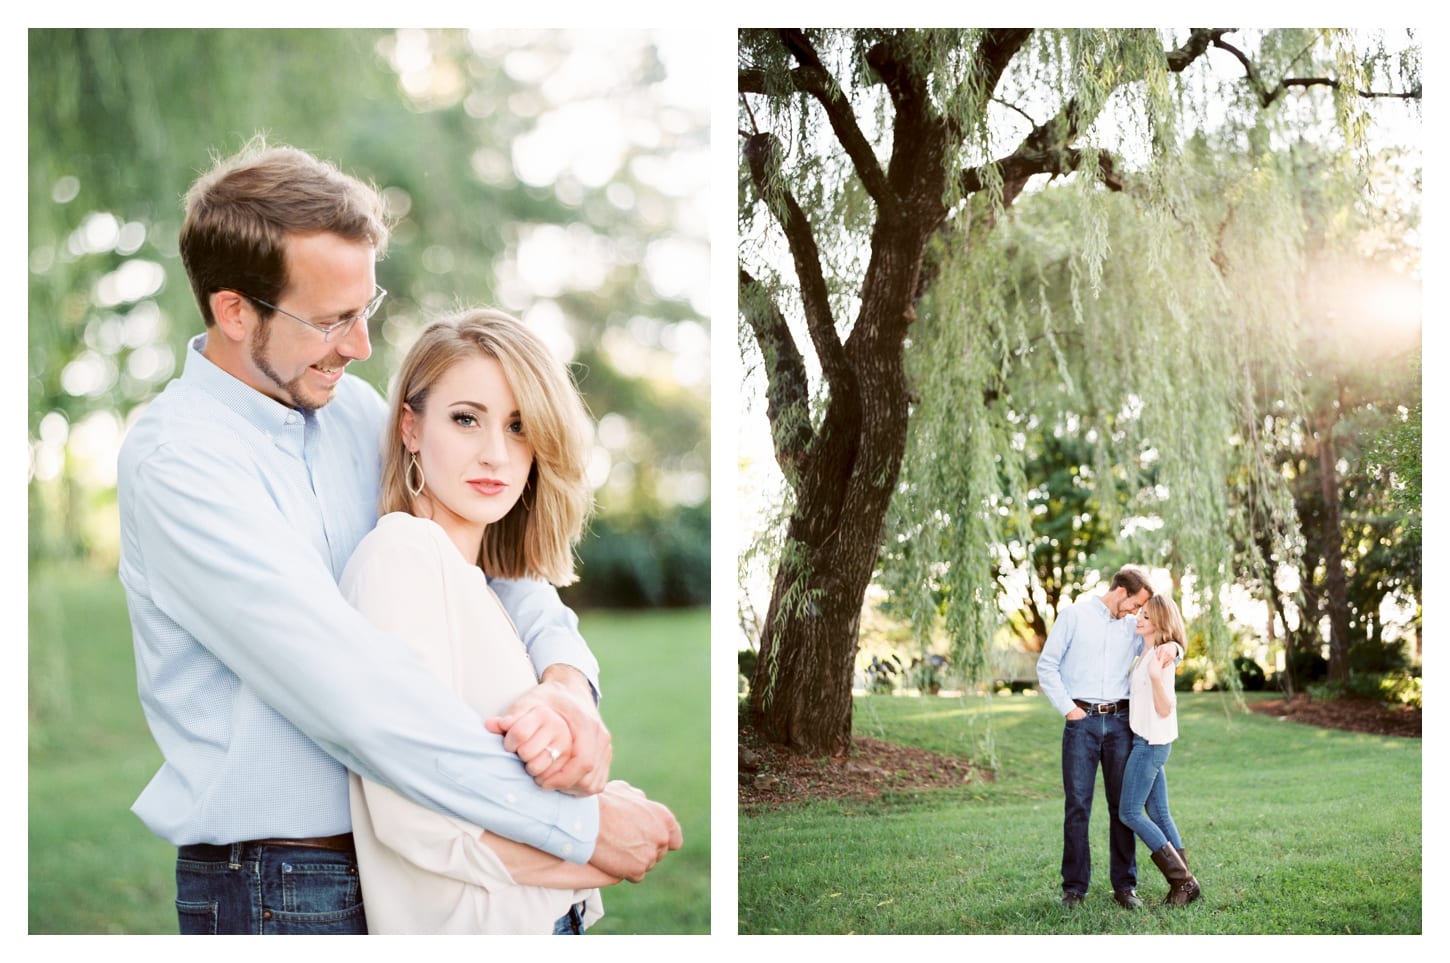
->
xmin=739 ymin=29 xmax=1418 ymax=750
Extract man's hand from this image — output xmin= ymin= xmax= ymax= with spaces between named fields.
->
xmin=587 ymin=780 xmax=682 ymax=883
xmin=1065 ymin=707 xmax=1086 ymax=721
xmin=485 ymin=664 xmax=611 ymax=794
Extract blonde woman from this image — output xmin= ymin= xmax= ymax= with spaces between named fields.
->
xmin=339 ymin=309 xmax=658 ymax=933
xmin=1118 ymin=593 xmax=1201 ymax=906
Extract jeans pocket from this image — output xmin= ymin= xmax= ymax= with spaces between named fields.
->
xmin=176 ymin=898 xmax=219 ymax=935
xmin=270 ymin=859 xmax=366 ymax=934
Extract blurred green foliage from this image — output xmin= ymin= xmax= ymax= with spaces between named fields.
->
xmin=28 ymin=28 xmax=709 ymax=603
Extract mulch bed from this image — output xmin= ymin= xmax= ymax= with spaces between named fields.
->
xmin=1244 ymin=693 xmax=1422 ymax=738
xmin=738 ymin=725 xmax=993 ymax=809
xmin=740 ymin=696 xmax=1419 ymax=809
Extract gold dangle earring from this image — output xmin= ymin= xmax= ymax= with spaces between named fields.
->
xmin=406 ymin=451 xmax=426 ymax=498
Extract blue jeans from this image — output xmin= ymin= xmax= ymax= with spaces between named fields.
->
xmin=175 ymin=842 xmax=366 ymax=934
xmin=1060 ymin=710 xmax=1137 ymax=894
xmin=552 ymin=900 xmax=588 ymax=935
xmin=1118 ymin=735 xmax=1183 ymax=854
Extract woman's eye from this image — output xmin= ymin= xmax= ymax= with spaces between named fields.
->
xmin=508 ymin=420 xmax=526 ymax=435
xmin=451 ymin=412 xmax=477 ymax=427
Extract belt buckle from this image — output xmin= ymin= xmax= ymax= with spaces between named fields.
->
xmin=1094 ymin=702 xmax=1112 ymax=714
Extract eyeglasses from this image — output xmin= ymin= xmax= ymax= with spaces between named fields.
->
xmin=238 ymin=285 xmax=387 ymax=342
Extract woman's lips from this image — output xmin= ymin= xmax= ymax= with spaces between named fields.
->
xmin=468 ymin=478 xmax=507 ymax=495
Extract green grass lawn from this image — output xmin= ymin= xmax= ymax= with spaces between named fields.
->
xmin=740 ymin=691 xmax=1421 ymax=935
xmin=28 ymin=562 xmax=709 ymax=935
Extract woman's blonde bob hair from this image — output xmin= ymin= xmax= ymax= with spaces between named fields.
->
xmin=1142 ymin=593 xmax=1187 ymax=650
xmin=379 ymin=309 xmax=593 ymax=585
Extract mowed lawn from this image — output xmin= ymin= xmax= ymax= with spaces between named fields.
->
xmin=28 ymin=563 xmax=709 ymax=935
xmin=739 ymin=690 xmax=1421 ymax=935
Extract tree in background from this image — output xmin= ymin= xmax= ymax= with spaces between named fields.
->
xmin=738 ymin=28 xmax=1419 ymax=755
xmin=28 ymin=29 xmax=709 ymax=604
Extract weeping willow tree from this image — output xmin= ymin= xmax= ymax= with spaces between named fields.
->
xmin=738 ymin=28 xmax=1419 ymax=755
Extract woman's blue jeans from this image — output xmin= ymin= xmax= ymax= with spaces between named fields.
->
xmin=1118 ymin=734 xmax=1183 ymax=854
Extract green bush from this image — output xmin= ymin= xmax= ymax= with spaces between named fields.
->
xmin=1336 ymin=670 xmax=1423 ymax=709
xmin=1380 ymin=672 xmax=1423 ymax=708
xmin=564 ymin=500 xmax=710 ymax=609
xmin=1349 ymin=638 xmax=1412 ymax=675
xmin=1272 ymin=648 xmax=1329 ymax=691
xmin=864 ymin=654 xmax=902 ymax=694
xmin=1175 ymin=656 xmax=1214 ymax=691
xmin=738 ymin=648 xmax=758 ymax=699
xmin=1235 ymin=655 xmax=1267 ymax=691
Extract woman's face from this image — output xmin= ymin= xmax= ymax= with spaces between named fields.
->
xmin=402 ymin=352 xmax=535 ymax=556
xmin=1135 ymin=607 xmax=1159 ymax=643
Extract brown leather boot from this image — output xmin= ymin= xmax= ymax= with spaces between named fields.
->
xmin=1150 ymin=844 xmax=1201 ymax=906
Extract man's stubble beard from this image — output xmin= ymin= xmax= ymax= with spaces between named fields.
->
xmin=251 ymin=315 xmax=345 ymax=412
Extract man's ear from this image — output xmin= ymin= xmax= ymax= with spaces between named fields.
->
xmin=209 ymin=290 xmax=251 ymax=343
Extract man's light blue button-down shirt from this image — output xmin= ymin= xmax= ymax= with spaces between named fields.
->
xmin=1035 ymin=594 xmax=1144 ymax=717
xmin=117 ymin=336 xmax=599 ymax=861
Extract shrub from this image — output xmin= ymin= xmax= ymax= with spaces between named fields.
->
xmin=738 ymin=649 xmax=758 ymax=699
xmin=1284 ymin=648 xmax=1329 ymax=686
xmin=1234 ymin=656 xmax=1267 ymax=691
xmin=1175 ymin=657 xmax=1214 ymax=692
xmin=565 ymin=500 xmax=710 ymax=608
xmin=1380 ymin=672 xmax=1423 ymax=708
xmin=864 ymin=654 xmax=902 ymax=694
xmin=908 ymin=654 xmax=948 ymax=693
xmin=1339 ymin=670 xmax=1423 ymax=709
xmin=1349 ymin=639 xmax=1412 ymax=675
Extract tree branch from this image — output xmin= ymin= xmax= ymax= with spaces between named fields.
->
xmin=960 ymin=147 xmax=1126 ymax=196
xmin=742 ymin=131 xmax=852 ymax=394
xmin=957 ymin=29 xmax=1230 ymax=203
xmin=1212 ymin=35 xmax=1422 ymax=108
xmin=866 ymin=35 xmax=929 ymax=117
xmin=975 ymin=29 xmax=1034 ymax=101
xmin=739 ymin=268 xmax=813 ymax=485
xmin=775 ymin=29 xmax=894 ymax=207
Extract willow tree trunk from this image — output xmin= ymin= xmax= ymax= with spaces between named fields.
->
xmin=747 ymin=228 xmax=932 ymax=756
xmin=745 ymin=68 xmax=952 ymax=754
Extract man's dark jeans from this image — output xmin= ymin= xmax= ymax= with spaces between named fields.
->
xmin=1060 ymin=710 xmax=1137 ymax=895
xmin=176 ymin=842 xmax=366 ymax=934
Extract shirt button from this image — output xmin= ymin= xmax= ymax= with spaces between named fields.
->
xmin=506 ymin=793 xmax=517 ymax=804
xmin=562 ymin=844 xmax=573 ymax=856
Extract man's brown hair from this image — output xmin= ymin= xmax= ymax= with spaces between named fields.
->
xmin=1109 ymin=564 xmax=1152 ymax=597
xmin=179 ymin=137 xmax=390 ymax=326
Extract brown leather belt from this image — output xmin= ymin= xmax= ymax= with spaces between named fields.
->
xmin=178 ymin=833 xmax=357 ymax=863
xmin=249 ymin=833 xmax=355 ymax=852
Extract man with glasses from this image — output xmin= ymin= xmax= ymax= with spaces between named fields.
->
xmin=1035 ymin=564 xmax=1154 ymax=911
xmin=117 ymin=140 xmax=680 ymax=934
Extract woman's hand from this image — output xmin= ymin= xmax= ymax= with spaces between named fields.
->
xmin=485 ymin=666 xmax=612 ymax=795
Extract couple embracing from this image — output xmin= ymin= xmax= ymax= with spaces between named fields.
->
xmin=117 ymin=140 xmax=681 ymax=934
xmin=1036 ymin=564 xmax=1203 ymax=910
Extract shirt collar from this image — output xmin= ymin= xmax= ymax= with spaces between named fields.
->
xmin=182 ymin=333 xmax=311 ymax=433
